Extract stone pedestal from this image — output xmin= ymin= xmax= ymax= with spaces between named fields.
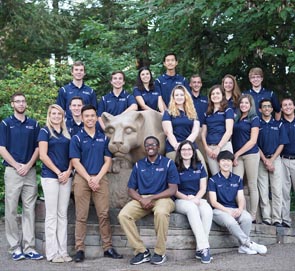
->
xmin=35 ymin=199 xmax=282 ymax=260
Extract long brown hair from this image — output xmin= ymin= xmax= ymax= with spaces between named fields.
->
xmin=222 ymin=74 xmax=241 ymax=108
xmin=206 ymin=85 xmax=228 ymax=115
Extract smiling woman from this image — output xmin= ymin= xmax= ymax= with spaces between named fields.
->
xmin=162 ymin=85 xmax=200 ymax=161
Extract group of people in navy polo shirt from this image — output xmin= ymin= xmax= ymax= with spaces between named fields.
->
xmin=1 ymin=54 xmax=294 ymax=266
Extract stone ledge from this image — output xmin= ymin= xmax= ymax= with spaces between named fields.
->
xmin=34 ymin=200 xmax=291 ymax=260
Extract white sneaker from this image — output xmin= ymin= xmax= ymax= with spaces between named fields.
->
xmin=249 ymin=241 xmax=267 ymax=254
xmin=238 ymin=245 xmax=257 ymax=255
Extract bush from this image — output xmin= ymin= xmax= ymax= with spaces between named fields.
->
xmin=0 ymin=60 xmax=73 ymax=216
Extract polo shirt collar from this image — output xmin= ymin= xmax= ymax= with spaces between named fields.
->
xmin=145 ymin=154 xmax=161 ymax=165
xmin=71 ymin=81 xmax=85 ymax=89
xmin=250 ymin=87 xmax=265 ymax=94
xmin=260 ymin=117 xmax=275 ymax=124
xmin=11 ymin=114 xmax=27 ymax=123
xmin=110 ymin=89 xmax=125 ymax=98
xmin=163 ymin=73 xmax=177 ymax=80
xmin=218 ymin=171 xmax=233 ymax=180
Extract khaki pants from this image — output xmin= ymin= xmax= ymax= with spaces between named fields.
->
xmin=206 ymin=141 xmax=233 ymax=175
xmin=258 ymin=157 xmax=283 ymax=224
xmin=118 ymin=197 xmax=175 ymax=256
xmin=281 ymin=158 xmax=295 ymax=226
xmin=175 ymin=199 xmax=212 ymax=250
xmin=41 ymin=177 xmax=72 ymax=261
xmin=4 ymin=167 xmax=37 ymax=254
xmin=73 ymin=173 xmax=112 ymax=251
xmin=233 ymin=152 xmax=260 ymax=220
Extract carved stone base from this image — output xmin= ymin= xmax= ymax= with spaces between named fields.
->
xmin=35 ymin=200 xmax=286 ymax=260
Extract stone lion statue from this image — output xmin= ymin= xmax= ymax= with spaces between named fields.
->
xmin=102 ymin=110 xmax=165 ymax=173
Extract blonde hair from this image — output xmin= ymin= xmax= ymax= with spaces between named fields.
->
xmin=46 ymin=104 xmax=71 ymax=139
xmin=249 ymin=67 xmax=264 ymax=78
xmin=168 ymin=85 xmax=197 ymax=120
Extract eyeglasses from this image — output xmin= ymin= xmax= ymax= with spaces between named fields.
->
xmin=144 ymin=143 xmax=158 ymax=148
xmin=13 ymin=100 xmax=26 ymax=104
xmin=181 ymin=148 xmax=193 ymax=152
xmin=250 ymin=75 xmax=262 ymax=79
xmin=261 ymin=104 xmax=272 ymax=109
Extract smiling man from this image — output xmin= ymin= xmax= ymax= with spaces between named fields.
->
xmin=208 ymin=150 xmax=267 ymax=256
xmin=56 ymin=61 xmax=98 ymax=120
xmin=0 ymin=92 xmax=43 ymax=261
xmin=155 ymin=53 xmax=190 ymax=108
xmin=118 ymin=136 xmax=179 ymax=265
xmin=97 ymin=70 xmax=138 ymax=131
xmin=70 ymin=104 xmax=122 ymax=263
xmin=257 ymin=98 xmax=289 ymax=227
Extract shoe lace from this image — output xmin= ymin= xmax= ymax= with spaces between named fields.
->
xmin=202 ymin=248 xmax=208 ymax=257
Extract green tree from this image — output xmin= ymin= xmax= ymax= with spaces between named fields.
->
xmin=0 ymin=0 xmax=84 ymax=78
xmin=125 ymin=0 xmax=295 ymax=96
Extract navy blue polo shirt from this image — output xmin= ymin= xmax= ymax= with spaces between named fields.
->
xmin=69 ymin=128 xmax=112 ymax=175
xmin=281 ymin=117 xmax=295 ymax=156
xmin=0 ymin=115 xmax=40 ymax=166
xmin=191 ymin=94 xmax=208 ymax=126
xmin=97 ymin=90 xmax=137 ymax=117
xmin=243 ymin=88 xmax=280 ymax=117
xmin=208 ymin=172 xmax=243 ymax=208
xmin=177 ymin=163 xmax=207 ymax=196
xmin=204 ymin=108 xmax=234 ymax=145
xmin=66 ymin=118 xmax=83 ymax=137
xmin=232 ymin=115 xmax=260 ymax=155
xmin=128 ymin=155 xmax=180 ymax=195
xmin=155 ymin=73 xmax=190 ymax=107
xmin=56 ymin=82 xmax=98 ymax=119
xmin=133 ymin=87 xmax=161 ymax=111
xmin=162 ymin=110 xmax=197 ymax=152
xmin=38 ymin=127 xmax=71 ymax=178
xmin=257 ymin=118 xmax=289 ymax=156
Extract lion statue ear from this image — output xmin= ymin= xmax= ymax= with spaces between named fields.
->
xmin=101 ymin=112 xmax=114 ymax=126
xmin=135 ymin=112 xmax=145 ymax=125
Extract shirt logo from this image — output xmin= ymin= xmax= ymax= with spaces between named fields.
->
xmin=26 ymin=125 xmax=34 ymax=129
xmin=96 ymin=138 xmax=104 ymax=142
xmin=119 ymin=98 xmax=126 ymax=102
xmin=82 ymin=91 xmax=90 ymax=95
xmin=10 ymin=126 xmax=15 ymax=129
xmin=271 ymin=127 xmax=279 ymax=131
xmin=231 ymin=184 xmax=239 ymax=188
xmin=156 ymin=167 xmax=164 ymax=172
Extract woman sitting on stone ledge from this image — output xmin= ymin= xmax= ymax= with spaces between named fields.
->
xmin=174 ymin=140 xmax=213 ymax=264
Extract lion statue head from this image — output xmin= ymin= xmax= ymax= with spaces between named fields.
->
xmin=102 ymin=110 xmax=165 ymax=172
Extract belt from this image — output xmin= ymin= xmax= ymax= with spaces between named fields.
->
xmin=265 ymin=155 xmax=273 ymax=158
xmin=282 ymin=155 xmax=295 ymax=160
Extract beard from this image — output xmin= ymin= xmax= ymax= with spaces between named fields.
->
xmin=14 ymin=107 xmax=26 ymax=114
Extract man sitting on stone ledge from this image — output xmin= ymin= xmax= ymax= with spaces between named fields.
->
xmin=118 ymin=136 xmax=179 ymax=265
xmin=208 ymin=150 xmax=267 ymax=255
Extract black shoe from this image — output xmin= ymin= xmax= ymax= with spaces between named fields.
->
xmin=262 ymin=220 xmax=271 ymax=226
xmin=273 ymin=222 xmax=283 ymax=227
xmin=281 ymin=222 xmax=291 ymax=228
xmin=74 ymin=250 xmax=85 ymax=262
xmin=104 ymin=248 xmax=123 ymax=259
xmin=130 ymin=249 xmax=151 ymax=265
